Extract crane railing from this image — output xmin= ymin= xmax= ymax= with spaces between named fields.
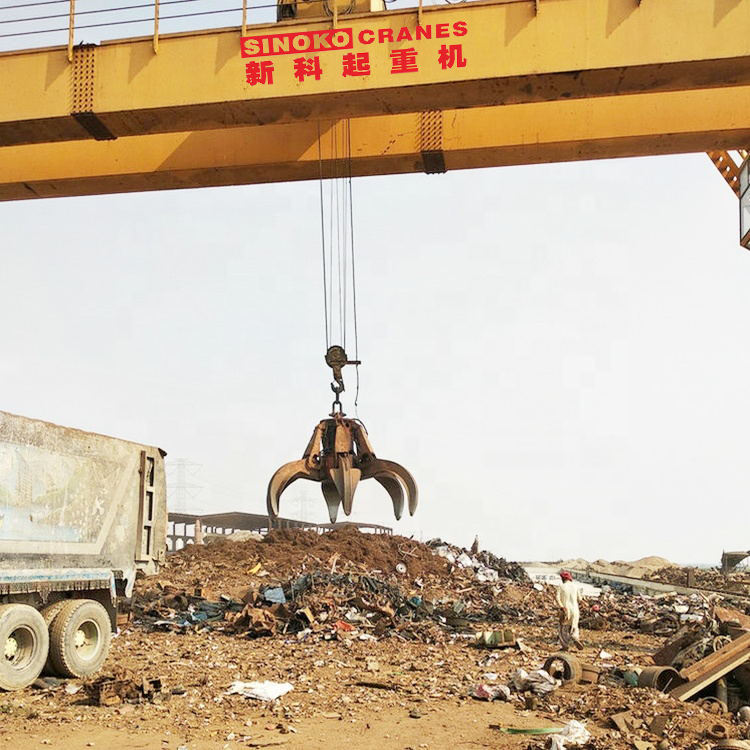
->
xmin=0 ymin=0 xmax=459 ymax=55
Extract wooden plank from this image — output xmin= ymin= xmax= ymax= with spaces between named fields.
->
xmin=671 ymin=643 xmax=750 ymax=701
xmin=680 ymin=631 xmax=750 ymax=683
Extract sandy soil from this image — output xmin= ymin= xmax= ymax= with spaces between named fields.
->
xmin=0 ymin=620 xmax=732 ymax=750
xmin=1 ymin=531 xmax=746 ymax=750
xmin=0 ymin=701 xmax=568 ymax=750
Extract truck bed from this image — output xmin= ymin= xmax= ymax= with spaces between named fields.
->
xmin=0 ymin=410 xmax=167 ymax=598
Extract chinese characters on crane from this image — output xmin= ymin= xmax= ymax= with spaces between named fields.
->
xmin=241 ymin=22 xmax=468 ymax=86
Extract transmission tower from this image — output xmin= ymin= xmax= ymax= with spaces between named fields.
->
xmin=167 ymin=459 xmax=203 ymax=514
xmin=292 ymin=494 xmax=316 ymax=523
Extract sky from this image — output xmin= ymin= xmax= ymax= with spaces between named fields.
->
xmin=1 ymin=151 xmax=748 ymax=566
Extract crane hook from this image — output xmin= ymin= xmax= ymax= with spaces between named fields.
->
xmin=325 ymin=345 xmax=360 ymax=414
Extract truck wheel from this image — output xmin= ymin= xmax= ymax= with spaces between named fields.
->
xmin=40 ymin=601 xmax=68 ymax=676
xmin=49 ymin=600 xmax=111 ymax=679
xmin=0 ymin=604 xmax=49 ymax=691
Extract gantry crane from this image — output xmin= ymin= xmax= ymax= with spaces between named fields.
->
xmin=707 ymin=150 xmax=750 ymax=247
xmin=1 ymin=0 xmax=750 ymax=244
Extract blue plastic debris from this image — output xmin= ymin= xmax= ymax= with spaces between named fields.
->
xmin=263 ymin=587 xmax=287 ymax=604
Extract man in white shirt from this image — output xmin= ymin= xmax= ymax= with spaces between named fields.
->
xmin=556 ymin=570 xmax=583 ymax=651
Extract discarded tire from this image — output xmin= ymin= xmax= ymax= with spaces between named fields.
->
xmin=638 ymin=666 xmax=684 ymax=692
xmin=48 ymin=599 xmax=111 ymax=679
xmin=698 ymin=697 xmax=729 ymax=714
xmin=0 ymin=603 xmax=49 ymax=691
xmin=708 ymin=723 xmax=729 ymax=740
xmin=543 ymin=653 xmax=582 ymax=684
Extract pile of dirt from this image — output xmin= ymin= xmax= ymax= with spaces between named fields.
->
xmin=133 ymin=528 xmax=553 ymax=642
xmin=20 ymin=531 xmax=750 ymax=750
xmin=156 ymin=527 xmax=450 ymax=600
xmin=557 ymin=556 xmax=677 ymax=580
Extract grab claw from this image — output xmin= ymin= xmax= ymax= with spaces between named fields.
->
xmin=266 ymin=413 xmax=418 ymax=522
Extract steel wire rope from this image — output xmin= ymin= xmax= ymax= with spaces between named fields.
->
xmin=328 ymin=126 xmax=335 ymax=345
xmin=317 ymin=120 xmax=329 ymax=351
xmin=335 ymin=123 xmax=345 ymax=350
xmin=0 ymin=0 xmax=430 ymax=38
xmin=0 ymin=3 xmax=294 ymax=38
xmin=345 ymin=118 xmax=360 ymax=412
xmin=0 ymin=0 xmax=208 ymax=25
xmin=332 ymin=123 xmax=340 ymax=348
xmin=0 ymin=0 xmax=401 ymax=14
xmin=317 ymin=119 xmax=360 ymax=410
xmin=332 ymin=126 xmax=339 ymax=347
xmin=0 ymin=0 xmax=70 ymax=9
xmin=0 ymin=0 xmax=387 ymax=7
xmin=341 ymin=124 xmax=348 ymax=352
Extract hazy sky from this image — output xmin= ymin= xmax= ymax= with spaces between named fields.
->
xmin=1 ymin=152 xmax=747 ymax=565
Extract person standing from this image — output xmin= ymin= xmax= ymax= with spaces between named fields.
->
xmin=556 ymin=570 xmax=583 ymax=650
xmin=470 ymin=535 xmax=479 ymax=555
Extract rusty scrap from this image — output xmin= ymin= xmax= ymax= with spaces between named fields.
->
xmin=543 ymin=653 xmax=582 ymax=685
xmin=671 ymin=631 xmax=750 ymax=701
xmin=638 ymin=666 xmax=684 ymax=692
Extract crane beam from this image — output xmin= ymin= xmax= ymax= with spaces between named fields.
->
xmin=2 ymin=86 xmax=749 ymax=201
xmin=2 ymin=0 xmax=750 ymax=147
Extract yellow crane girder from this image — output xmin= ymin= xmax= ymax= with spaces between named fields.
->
xmin=2 ymin=0 xmax=750 ymax=147
xmin=2 ymin=86 xmax=750 ymax=201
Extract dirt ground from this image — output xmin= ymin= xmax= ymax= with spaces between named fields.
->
xmin=0 ymin=701 xmax=575 ymax=750
xmin=3 ymin=530 xmax=749 ymax=749
xmin=0 ymin=622 xmax=733 ymax=750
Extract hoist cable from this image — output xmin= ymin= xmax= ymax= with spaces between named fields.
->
xmin=328 ymin=128 xmax=336 ymax=341
xmin=346 ymin=118 xmax=361 ymax=412
xmin=344 ymin=135 xmax=350 ymax=352
xmin=338 ymin=128 xmax=345 ymax=349
xmin=333 ymin=125 xmax=343 ymax=348
xmin=316 ymin=120 xmax=329 ymax=351
xmin=316 ymin=119 xmax=360 ymax=411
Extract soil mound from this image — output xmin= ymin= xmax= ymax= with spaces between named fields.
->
xmin=557 ymin=556 xmax=677 ymax=579
xmin=157 ymin=526 xmax=450 ymax=599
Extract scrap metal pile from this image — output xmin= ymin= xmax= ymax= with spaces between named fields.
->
xmin=132 ymin=530 xmax=742 ymax=648
xmin=646 ymin=565 xmax=750 ymax=596
xmin=581 ymin=590 xmax=710 ymax=636
xmin=425 ymin=538 xmax=530 ymax=583
xmin=17 ymin=530 xmax=750 ymax=749
xmin=125 ymin=531 xmax=750 ymax=748
xmin=132 ymin=528 xmax=546 ymax=643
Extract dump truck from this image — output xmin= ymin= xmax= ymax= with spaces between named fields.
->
xmin=0 ymin=410 xmax=167 ymax=690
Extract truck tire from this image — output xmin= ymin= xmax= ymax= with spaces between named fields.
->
xmin=0 ymin=604 xmax=49 ymax=691
xmin=49 ymin=600 xmax=111 ymax=679
xmin=40 ymin=601 xmax=68 ymax=676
